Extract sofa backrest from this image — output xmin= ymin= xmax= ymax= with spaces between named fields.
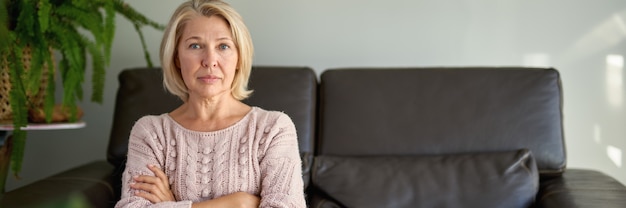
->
xmin=317 ymin=67 xmax=566 ymax=175
xmin=106 ymin=66 xmax=317 ymax=197
xmin=107 ymin=67 xmax=182 ymax=171
xmin=242 ymin=66 xmax=318 ymax=188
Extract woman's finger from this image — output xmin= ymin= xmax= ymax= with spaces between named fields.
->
xmin=134 ymin=189 xmax=161 ymax=203
xmin=133 ymin=165 xmax=176 ymax=202
xmin=148 ymin=165 xmax=170 ymax=191
xmin=130 ymin=165 xmax=175 ymax=203
xmin=147 ymin=165 xmax=172 ymax=200
xmin=133 ymin=175 xmax=158 ymax=184
xmin=149 ymin=165 xmax=169 ymax=183
xmin=132 ymin=176 xmax=168 ymax=202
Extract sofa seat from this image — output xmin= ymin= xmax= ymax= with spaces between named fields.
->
xmin=538 ymin=168 xmax=626 ymax=207
xmin=1 ymin=161 xmax=115 ymax=207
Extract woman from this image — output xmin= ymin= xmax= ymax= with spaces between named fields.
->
xmin=115 ymin=0 xmax=306 ymax=207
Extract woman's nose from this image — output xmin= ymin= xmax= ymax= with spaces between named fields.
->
xmin=201 ymin=49 xmax=217 ymax=68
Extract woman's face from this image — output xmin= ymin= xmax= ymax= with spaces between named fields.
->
xmin=177 ymin=15 xmax=238 ymax=100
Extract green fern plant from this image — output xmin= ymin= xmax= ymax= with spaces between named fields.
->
xmin=0 ymin=0 xmax=164 ymax=180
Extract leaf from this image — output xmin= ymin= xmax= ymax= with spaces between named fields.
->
xmin=114 ymin=0 xmax=164 ymax=30
xmin=0 ymin=0 xmax=8 ymax=50
xmin=9 ymin=129 xmax=26 ymax=178
xmin=85 ymin=39 xmax=105 ymax=103
xmin=55 ymin=3 xmax=105 ymax=53
xmin=25 ymin=42 xmax=44 ymax=96
xmin=59 ymin=51 xmax=77 ymax=108
xmin=103 ymin=0 xmax=115 ymax=64
xmin=7 ymin=44 xmax=28 ymax=177
xmin=44 ymin=48 xmax=55 ymax=123
xmin=114 ymin=0 xmax=165 ymax=66
xmin=49 ymin=22 xmax=87 ymax=105
xmin=134 ymin=23 xmax=153 ymax=68
xmin=37 ymin=0 xmax=51 ymax=33
xmin=15 ymin=0 xmax=36 ymax=37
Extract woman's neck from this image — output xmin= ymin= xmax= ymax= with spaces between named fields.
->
xmin=170 ymin=94 xmax=251 ymax=132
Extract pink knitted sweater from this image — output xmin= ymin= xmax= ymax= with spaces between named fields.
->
xmin=115 ymin=107 xmax=306 ymax=208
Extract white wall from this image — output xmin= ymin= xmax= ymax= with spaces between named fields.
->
xmin=7 ymin=0 xmax=626 ymax=191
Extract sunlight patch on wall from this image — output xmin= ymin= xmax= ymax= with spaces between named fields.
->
xmin=607 ymin=145 xmax=623 ymax=167
xmin=594 ymin=124 xmax=602 ymax=144
xmin=560 ymin=12 xmax=626 ymax=64
xmin=606 ymin=54 xmax=623 ymax=108
xmin=523 ymin=53 xmax=551 ymax=67
xmin=614 ymin=13 xmax=626 ymax=35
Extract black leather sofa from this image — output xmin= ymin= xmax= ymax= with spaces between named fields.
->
xmin=2 ymin=66 xmax=625 ymax=208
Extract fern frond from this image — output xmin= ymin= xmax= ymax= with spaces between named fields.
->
xmin=55 ymin=3 xmax=105 ymax=54
xmin=37 ymin=0 xmax=51 ymax=33
xmin=44 ymin=48 xmax=55 ymax=123
xmin=25 ymin=42 xmax=44 ymax=96
xmin=9 ymin=129 xmax=26 ymax=178
xmin=133 ymin=23 xmax=153 ymax=68
xmin=51 ymin=22 xmax=85 ymax=75
xmin=0 ymin=0 xmax=8 ymax=50
xmin=103 ymin=0 xmax=115 ymax=64
xmin=112 ymin=0 xmax=164 ymax=66
xmin=7 ymin=40 xmax=28 ymax=177
xmin=23 ymin=9 xmax=52 ymax=99
xmin=85 ymin=39 xmax=105 ymax=103
xmin=113 ymin=0 xmax=164 ymax=30
xmin=55 ymin=53 xmax=80 ymax=122
xmin=9 ymin=40 xmax=26 ymax=101
xmin=59 ymin=51 xmax=78 ymax=107
xmin=48 ymin=22 xmax=85 ymax=107
xmin=64 ymin=42 xmax=85 ymax=103
xmin=67 ymin=0 xmax=91 ymax=11
xmin=14 ymin=0 xmax=36 ymax=36
xmin=58 ymin=51 xmax=79 ymax=121
xmin=58 ymin=54 xmax=69 ymax=85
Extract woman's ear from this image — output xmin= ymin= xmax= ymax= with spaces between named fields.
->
xmin=175 ymin=57 xmax=181 ymax=68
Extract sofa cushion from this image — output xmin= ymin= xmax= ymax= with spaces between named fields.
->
xmin=312 ymin=149 xmax=539 ymax=208
xmin=318 ymin=68 xmax=565 ymax=176
xmin=245 ymin=66 xmax=318 ymax=188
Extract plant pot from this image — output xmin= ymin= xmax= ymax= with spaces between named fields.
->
xmin=0 ymin=46 xmax=53 ymax=124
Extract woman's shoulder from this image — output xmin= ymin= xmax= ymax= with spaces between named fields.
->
xmin=135 ymin=113 xmax=169 ymax=124
xmin=250 ymin=107 xmax=295 ymax=128
xmin=127 ymin=114 xmax=173 ymax=146
xmin=132 ymin=113 xmax=172 ymax=130
xmin=251 ymin=106 xmax=291 ymax=120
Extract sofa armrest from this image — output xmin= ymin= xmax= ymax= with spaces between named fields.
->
xmin=537 ymin=168 xmax=626 ymax=208
xmin=0 ymin=160 xmax=115 ymax=208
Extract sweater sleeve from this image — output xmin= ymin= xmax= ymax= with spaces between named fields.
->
xmin=258 ymin=113 xmax=307 ymax=208
xmin=115 ymin=116 xmax=192 ymax=208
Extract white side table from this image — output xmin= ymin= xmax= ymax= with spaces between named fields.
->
xmin=0 ymin=121 xmax=86 ymax=194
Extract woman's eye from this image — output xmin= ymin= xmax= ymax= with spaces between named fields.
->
xmin=219 ymin=44 xmax=230 ymax=50
xmin=189 ymin=44 xmax=200 ymax=49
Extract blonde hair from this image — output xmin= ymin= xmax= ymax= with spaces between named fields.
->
xmin=160 ymin=0 xmax=254 ymax=101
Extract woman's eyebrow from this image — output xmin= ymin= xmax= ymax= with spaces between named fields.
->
xmin=183 ymin=36 xmax=201 ymax=42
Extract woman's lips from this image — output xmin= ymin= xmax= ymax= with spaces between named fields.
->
xmin=198 ymin=75 xmax=221 ymax=83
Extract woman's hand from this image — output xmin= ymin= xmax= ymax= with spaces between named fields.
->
xmin=192 ymin=192 xmax=260 ymax=208
xmin=130 ymin=164 xmax=176 ymax=203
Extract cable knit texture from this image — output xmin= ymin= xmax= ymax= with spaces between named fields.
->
xmin=115 ymin=107 xmax=306 ymax=208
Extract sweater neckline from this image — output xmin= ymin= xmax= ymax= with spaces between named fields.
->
xmin=163 ymin=106 xmax=257 ymax=135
